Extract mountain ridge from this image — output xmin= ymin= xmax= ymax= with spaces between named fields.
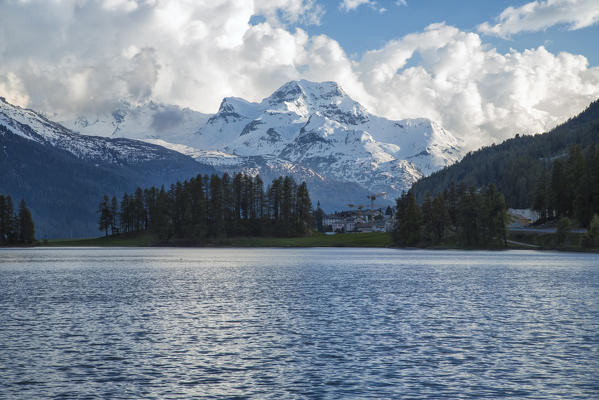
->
xmin=411 ymin=98 xmax=599 ymax=208
xmin=63 ymin=79 xmax=464 ymax=201
xmin=0 ymin=97 xmax=215 ymax=238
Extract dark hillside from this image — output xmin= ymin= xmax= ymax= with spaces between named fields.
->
xmin=412 ymin=99 xmax=599 ymax=208
xmin=0 ymin=128 xmax=214 ymax=238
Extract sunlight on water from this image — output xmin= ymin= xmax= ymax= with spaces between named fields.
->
xmin=1 ymin=248 xmax=598 ymax=398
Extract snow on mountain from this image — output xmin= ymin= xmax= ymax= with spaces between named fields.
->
xmin=62 ymin=101 xmax=211 ymax=146
xmin=191 ymin=80 xmax=463 ymax=199
xmin=0 ymin=97 xmax=192 ymax=164
xmin=61 ymin=80 xmax=463 ymax=203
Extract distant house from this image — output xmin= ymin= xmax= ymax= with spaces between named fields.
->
xmin=507 ymin=208 xmax=538 ymax=228
xmin=323 ymin=209 xmax=393 ymax=233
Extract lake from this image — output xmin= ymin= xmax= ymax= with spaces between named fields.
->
xmin=1 ymin=247 xmax=598 ymax=399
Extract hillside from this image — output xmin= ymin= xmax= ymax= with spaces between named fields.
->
xmin=0 ymin=98 xmax=214 ymax=239
xmin=411 ymin=99 xmax=599 ymax=208
xmin=64 ymin=80 xmax=464 ymax=203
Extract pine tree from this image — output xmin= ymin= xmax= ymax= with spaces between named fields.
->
xmin=120 ymin=193 xmax=130 ymax=233
xmin=110 ymin=196 xmax=119 ymax=235
xmin=532 ymin=169 xmax=549 ymax=220
xmin=394 ymin=191 xmax=421 ymax=246
xmin=98 ymin=195 xmax=111 ymax=237
xmin=583 ymin=214 xmax=599 ymax=248
xmin=0 ymin=195 xmax=7 ymax=245
xmin=431 ymin=193 xmax=449 ymax=243
xmin=2 ymin=196 xmax=17 ymax=244
xmin=209 ymin=174 xmax=225 ymax=238
xmin=484 ymin=184 xmax=507 ymax=246
xmin=551 ymin=160 xmax=569 ymax=217
xmin=315 ymin=201 xmax=325 ymax=232
xmin=456 ymin=187 xmax=478 ymax=246
xmin=420 ymin=192 xmax=434 ymax=245
xmin=295 ymin=181 xmax=313 ymax=235
xmin=18 ymin=198 xmax=35 ymax=244
xmin=556 ymin=217 xmax=572 ymax=246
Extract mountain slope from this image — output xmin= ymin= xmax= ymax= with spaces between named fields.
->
xmin=411 ymin=99 xmax=599 ymax=207
xmin=66 ymin=80 xmax=463 ymax=205
xmin=0 ymin=98 xmax=214 ymax=238
xmin=62 ymin=101 xmax=211 ymax=146
xmin=194 ymin=81 xmax=462 ymax=198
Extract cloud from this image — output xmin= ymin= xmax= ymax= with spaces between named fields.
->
xmin=339 ymin=0 xmax=402 ymax=13
xmin=478 ymin=0 xmax=599 ymax=37
xmin=339 ymin=0 xmax=374 ymax=12
xmin=357 ymin=23 xmax=599 ymax=148
xmin=1 ymin=1 xmax=598 ymax=151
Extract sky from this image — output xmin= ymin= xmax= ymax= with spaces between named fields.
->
xmin=1 ymin=0 xmax=599 ymax=149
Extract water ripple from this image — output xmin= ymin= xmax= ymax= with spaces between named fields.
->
xmin=1 ymin=248 xmax=598 ymax=399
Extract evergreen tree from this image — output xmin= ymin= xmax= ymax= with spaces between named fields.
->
xmin=209 ymin=174 xmax=225 ymax=238
xmin=3 ymin=196 xmax=17 ymax=244
xmin=456 ymin=187 xmax=478 ymax=246
xmin=0 ymin=195 xmax=8 ymax=245
xmin=97 ymin=173 xmax=314 ymax=242
xmin=483 ymin=184 xmax=507 ymax=246
xmin=98 ymin=195 xmax=111 ymax=237
xmin=18 ymin=199 xmax=35 ymax=244
xmin=394 ymin=191 xmax=421 ymax=246
xmin=110 ymin=196 xmax=119 ymax=235
xmin=582 ymin=214 xmax=599 ymax=248
xmin=295 ymin=182 xmax=313 ymax=235
xmin=154 ymin=186 xmax=173 ymax=240
xmin=120 ymin=193 xmax=131 ymax=233
xmin=420 ymin=192 xmax=435 ymax=245
xmin=315 ymin=201 xmax=325 ymax=232
xmin=556 ymin=217 xmax=572 ymax=246
xmin=431 ymin=193 xmax=450 ymax=244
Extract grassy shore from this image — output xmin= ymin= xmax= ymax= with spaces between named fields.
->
xmin=44 ymin=232 xmax=392 ymax=248
xmin=507 ymin=230 xmax=597 ymax=252
xmin=39 ymin=230 xmax=598 ymax=251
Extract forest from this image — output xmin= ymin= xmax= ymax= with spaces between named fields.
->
xmin=412 ymin=99 xmax=599 ymax=210
xmin=533 ymin=144 xmax=599 ymax=227
xmin=97 ymin=173 xmax=313 ymax=241
xmin=393 ymin=184 xmax=507 ymax=248
xmin=0 ymin=194 xmax=35 ymax=245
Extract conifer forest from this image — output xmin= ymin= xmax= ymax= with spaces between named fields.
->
xmin=98 ymin=173 xmax=313 ymax=241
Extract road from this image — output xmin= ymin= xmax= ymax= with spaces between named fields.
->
xmin=509 ymin=227 xmax=587 ymax=234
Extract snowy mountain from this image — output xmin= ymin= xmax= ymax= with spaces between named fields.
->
xmin=65 ymin=80 xmax=463 ymax=205
xmin=61 ymin=101 xmax=211 ymax=153
xmin=0 ymin=97 xmax=207 ymax=165
xmin=0 ymin=97 xmax=214 ymax=238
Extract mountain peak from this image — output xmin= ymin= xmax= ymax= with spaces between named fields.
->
xmin=267 ymin=80 xmax=345 ymax=106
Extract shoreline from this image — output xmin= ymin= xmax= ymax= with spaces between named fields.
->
xmin=7 ymin=231 xmax=594 ymax=253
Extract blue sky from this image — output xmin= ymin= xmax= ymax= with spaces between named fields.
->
xmin=1 ymin=0 xmax=598 ymax=148
xmin=300 ymin=0 xmax=599 ymax=65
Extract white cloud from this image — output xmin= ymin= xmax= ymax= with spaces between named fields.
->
xmin=339 ymin=0 xmax=375 ymax=12
xmin=0 ymin=1 xmax=598 ymax=151
xmin=338 ymin=0 xmax=396 ymax=13
xmin=478 ymin=0 xmax=599 ymax=37
xmin=356 ymin=23 xmax=599 ymax=148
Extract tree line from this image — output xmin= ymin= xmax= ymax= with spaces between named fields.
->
xmin=533 ymin=144 xmax=599 ymax=228
xmin=0 ymin=195 xmax=35 ymax=245
xmin=393 ymin=183 xmax=507 ymax=248
xmin=412 ymin=99 xmax=599 ymax=209
xmin=98 ymin=173 xmax=313 ymax=241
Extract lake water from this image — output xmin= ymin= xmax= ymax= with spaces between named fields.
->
xmin=1 ymin=248 xmax=598 ymax=399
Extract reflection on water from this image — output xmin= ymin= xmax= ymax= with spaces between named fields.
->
xmin=1 ymin=248 xmax=598 ymax=398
